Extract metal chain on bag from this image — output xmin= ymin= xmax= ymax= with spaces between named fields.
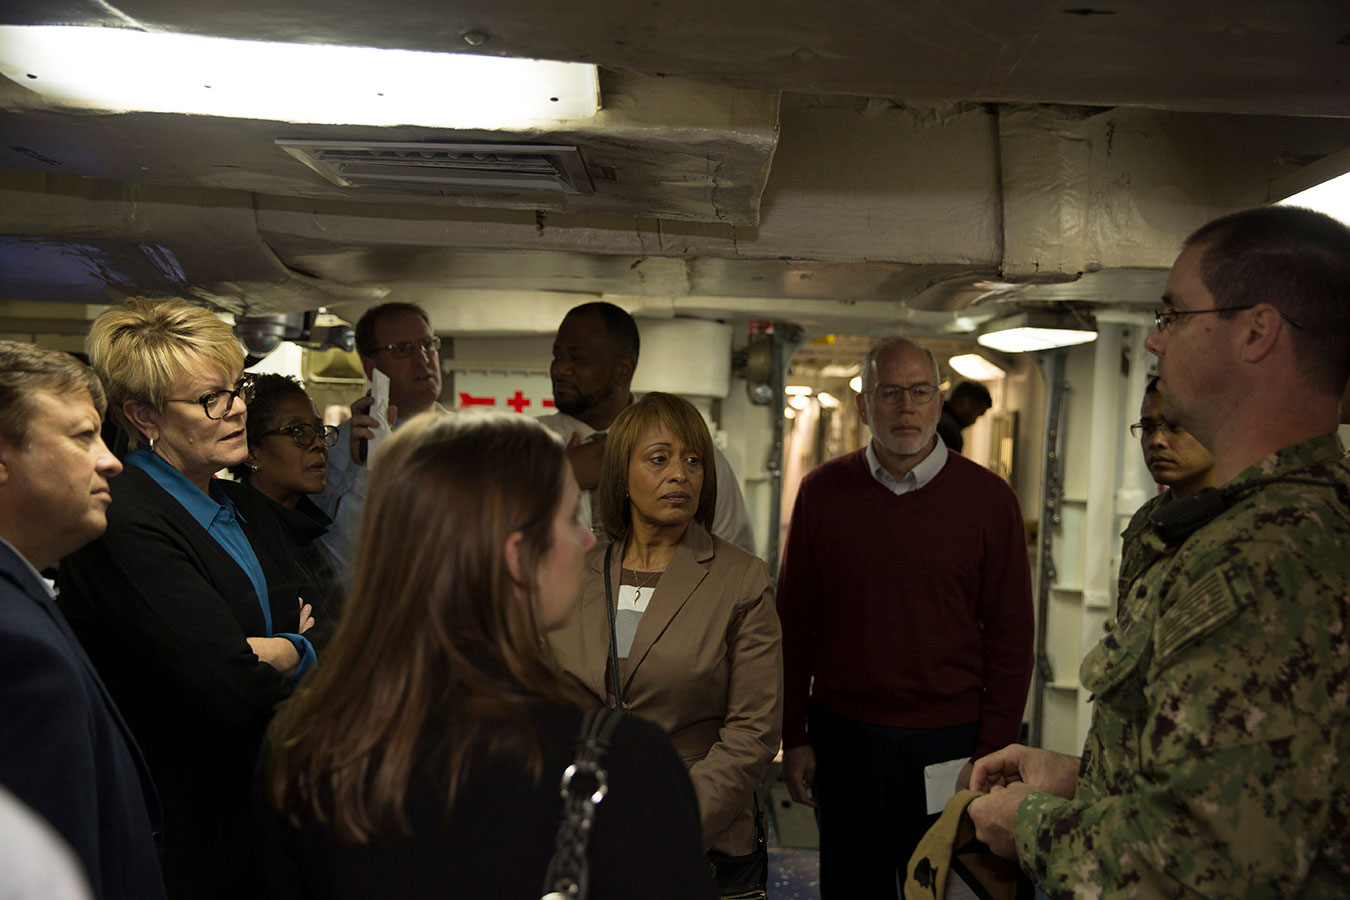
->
xmin=540 ymin=706 xmax=625 ymax=900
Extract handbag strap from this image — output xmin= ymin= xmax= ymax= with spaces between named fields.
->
xmin=540 ymin=706 xmax=625 ymax=900
xmin=601 ymin=542 xmax=624 ymax=710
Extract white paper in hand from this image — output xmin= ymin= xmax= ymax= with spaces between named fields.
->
xmin=367 ymin=369 xmax=393 ymax=465
xmin=923 ymin=757 xmax=968 ymax=815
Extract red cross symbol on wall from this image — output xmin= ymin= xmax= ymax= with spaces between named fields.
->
xmin=506 ymin=390 xmax=530 ymax=413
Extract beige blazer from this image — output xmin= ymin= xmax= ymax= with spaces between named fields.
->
xmin=547 ymin=521 xmax=783 ymax=856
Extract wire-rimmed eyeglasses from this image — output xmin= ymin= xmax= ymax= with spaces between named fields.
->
xmin=371 ymin=336 xmax=442 ymax=359
xmin=1153 ymin=305 xmax=1304 ymax=332
xmin=260 ymin=423 xmax=340 ymax=449
xmin=866 ymin=383 xmax=940 ymax=406
xmin=1129 ymin=419 xmax=1184 ymax=439
xmin=166 ymin=375 xmax=255 ymax=420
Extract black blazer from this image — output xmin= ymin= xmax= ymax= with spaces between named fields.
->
xmin=217 ymin=483 xmax=342 ymax=651
xmin=256 ymin=702 xmax=719 ymax=900
xmin=0 ymin=538 xmax=166 ymax=900
xmin=57 ymin=463 xmax=305 ymax=900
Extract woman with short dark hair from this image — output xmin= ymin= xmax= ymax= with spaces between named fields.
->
xmin=548 ymin=392 xmax=782 ymax=899
xmin=224 ymin=373 xmax=344 ymax=643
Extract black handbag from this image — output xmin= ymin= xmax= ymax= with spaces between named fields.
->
xmin=540 ymin=706 xmax=625 ymax=900
xmin=705 ymin=790 xmax=769 ymax=899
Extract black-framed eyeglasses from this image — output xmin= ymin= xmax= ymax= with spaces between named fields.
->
xmin=1153 ymin=305 xmax=1304 ymax=332
xmin=260 ymin=423 xmax=339 ymax=448
xmin=371 ymin=336 xmax=442 ymax=359
xmin=866 ymin=383 xmax=940 ymax=406
xmin=1129 ymin=419 xmax=1184 ymax=439
xmin=167 ymin=375 xmax=254 ymax=420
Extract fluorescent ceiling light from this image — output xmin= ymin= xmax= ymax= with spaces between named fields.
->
xmin=1277 ymin=171 xmax=1350 ymax=226
xmin=788 ymin=394 xmax=811 ymax=411
xmin=979 ymin=327 xmax=1096 ymax=353
xmin=1270 ymin=146 xmax=1350 ymax=226
xmin=816 ymin=391 xmax=841 ymax=409
xmin=849 ymin=375 xmax=863 ymax=393
xmin=0 ymin=26 xmax=599 ymax=128
xmin=785 ymin=385 xmax=813 ymax=396
xmin=977 ymin=310 xmax=1097 ymax=353
xmin=949 ymin=353 xmax=1006 ymax=381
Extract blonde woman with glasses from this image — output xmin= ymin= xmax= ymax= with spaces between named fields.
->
xmin=58 ymin=298 xmax=319 ymax=900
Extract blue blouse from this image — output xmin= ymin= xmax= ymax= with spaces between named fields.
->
xmin=126 ymin=449 xmax=315 ymax=681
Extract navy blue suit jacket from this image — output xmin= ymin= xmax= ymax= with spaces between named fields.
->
xmin=0 ymin=538 xmax=165 ymax=900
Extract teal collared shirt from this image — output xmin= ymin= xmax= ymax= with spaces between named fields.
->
xmin=865 ymin=433 xmax=949 ymax=494
xmin=126 ymin=449 xmax=315 ymax=681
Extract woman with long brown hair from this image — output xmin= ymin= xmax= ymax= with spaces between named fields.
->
xmin=257 ymin=411 xmax=715 ymax=899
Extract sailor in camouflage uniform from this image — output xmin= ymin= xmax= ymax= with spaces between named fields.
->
xmin=967 ymin=205 xmax=1350 ymax=899
xmin=1117 ymin=376 xmax=1215 ymax=597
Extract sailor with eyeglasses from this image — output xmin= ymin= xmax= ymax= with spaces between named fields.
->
xmin=1117 ymin=375 xmax=1216 ymax=594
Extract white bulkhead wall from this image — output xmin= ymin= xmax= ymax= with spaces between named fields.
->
xmin=450 ymin=318 xmax=775 ymax=560
xmin=1034 ymin=318 xmax=1156 ymax=756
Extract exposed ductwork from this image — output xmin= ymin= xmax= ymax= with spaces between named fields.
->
xmin=275 ymin=140 xmax=595 ymax=195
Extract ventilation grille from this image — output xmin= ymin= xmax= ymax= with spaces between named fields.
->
xmin=276 ymin=140 xmax=594 ymax=195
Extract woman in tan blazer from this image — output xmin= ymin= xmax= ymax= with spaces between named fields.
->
xmin=547 ymin=392 xmax=782 ymax=898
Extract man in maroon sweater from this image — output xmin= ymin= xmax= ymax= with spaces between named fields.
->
xmin=777 ymin=337 xmax=1034 ymax=899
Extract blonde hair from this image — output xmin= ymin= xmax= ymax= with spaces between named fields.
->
xmin=596 ymin=392 xmax=717 ymax=542
xmin=85 ymin=298 xmax=244 ymax=445
xmin=266 ymin=411 xmax=578 ymax=843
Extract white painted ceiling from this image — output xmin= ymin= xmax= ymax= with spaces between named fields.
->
xmin=0 ymin=0 xmax=1347 ymax=335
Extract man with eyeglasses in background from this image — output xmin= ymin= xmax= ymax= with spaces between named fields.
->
xmin=1117 ymin=375 xmax=1215 ymax=594
xmin=315 ymin=302 xmax=447 ymax=572
xmin=969 ymin=206 xmax=1350 ymax=898
xmin=776 ymin=337 xmax=1034 ymax=899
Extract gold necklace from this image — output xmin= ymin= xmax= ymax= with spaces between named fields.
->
xmin=627 ymin=567 xmax=662 ymax=592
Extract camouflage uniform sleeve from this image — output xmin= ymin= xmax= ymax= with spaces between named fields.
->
xmin=1011 ymin=536 xmax=1350 ymax=898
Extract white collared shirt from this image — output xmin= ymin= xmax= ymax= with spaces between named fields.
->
xmin=865 ymin=433 xmax=949 ymax=495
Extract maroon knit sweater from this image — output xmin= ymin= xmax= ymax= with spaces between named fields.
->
xmin=776 ymin=447 xmax=1034 ymax=758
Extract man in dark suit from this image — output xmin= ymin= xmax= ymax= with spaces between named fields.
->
xmin=0 ymin=340 xmax=166 ymax=900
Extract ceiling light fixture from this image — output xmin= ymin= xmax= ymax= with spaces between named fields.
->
xmin=784 ymin=385 xmax=813 ymax=396
xmin=0 ymin=26 xmax=600 ymax=128
xmin=977 ymin=309 xmax=1097 ymax=353
xmin=1270 ymin=146 xmax=1350 ymax=226
xmin=948 ymin=353 xmax=1006 ymax=381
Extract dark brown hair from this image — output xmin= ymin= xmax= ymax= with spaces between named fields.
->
xmin=265 ymin=411 xmax=575 ymax=844
xmin=354 ymin=302 xmax=431 ymax=357
xmin=1185 ymin=205 xmax=1350 ymax=395
xmin=595 ymin=392 xmax=717 ymax=542
xmin=0 ymin=341 xmax=106 ymax=446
